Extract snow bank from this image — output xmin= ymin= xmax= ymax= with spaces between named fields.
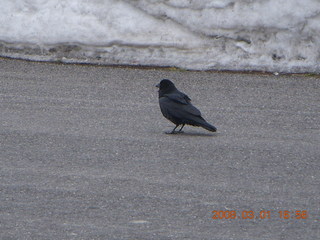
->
xmin=0 ymin=0 xmax=319 ymax=72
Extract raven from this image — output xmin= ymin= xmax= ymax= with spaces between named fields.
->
xmin=156 ymin=79 xmax=217 ymax=134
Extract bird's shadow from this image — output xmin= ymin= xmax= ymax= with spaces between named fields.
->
xmin=163 ymin=131 xmax=220 ymax=137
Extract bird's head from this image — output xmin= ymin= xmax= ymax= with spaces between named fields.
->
xmin=156 ymin=79 xmax=176 ymax=93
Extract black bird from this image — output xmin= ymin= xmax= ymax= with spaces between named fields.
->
xmin=156 ymin=79 xmax=217 ymax=134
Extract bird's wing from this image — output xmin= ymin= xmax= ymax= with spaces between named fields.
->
xmin=164 ymin=91 xmax=191 ymax=105
xmin=160 ymin=95 xmax=201 ymax=118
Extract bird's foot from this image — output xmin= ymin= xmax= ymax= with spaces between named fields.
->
xmin=165 ymin=131 xmax=178 ymax=134
xmin=165 ymin=130 xmax=184 ymax=134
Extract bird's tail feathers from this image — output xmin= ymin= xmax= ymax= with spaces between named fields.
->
xmin=198 ymin=120 xmax=217 ymax=132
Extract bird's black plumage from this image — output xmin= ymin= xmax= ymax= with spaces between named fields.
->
xmin=156 ymin=79 xmax=217 ymax=134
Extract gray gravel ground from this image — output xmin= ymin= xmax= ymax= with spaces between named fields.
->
xmin=0 ymin=58 xmax=319 ymax=239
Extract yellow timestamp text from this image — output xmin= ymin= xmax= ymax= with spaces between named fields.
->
xmin=212 ymin=210 xmax=308 ymax=220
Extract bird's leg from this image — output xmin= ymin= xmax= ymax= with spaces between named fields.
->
xmin=166 ymin=124 xmax=179 ymax=134
xmin=171 ymin=124 xmax=179 ymax=134
xmin=178 ymin=124 xmax=185 ymax=133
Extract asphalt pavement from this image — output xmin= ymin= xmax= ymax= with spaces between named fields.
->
xmin=0 ymin=58 xmax=319 ymax=239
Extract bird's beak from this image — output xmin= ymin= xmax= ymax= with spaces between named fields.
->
xmin=156 ymin=83 xmax=160 ymax=88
